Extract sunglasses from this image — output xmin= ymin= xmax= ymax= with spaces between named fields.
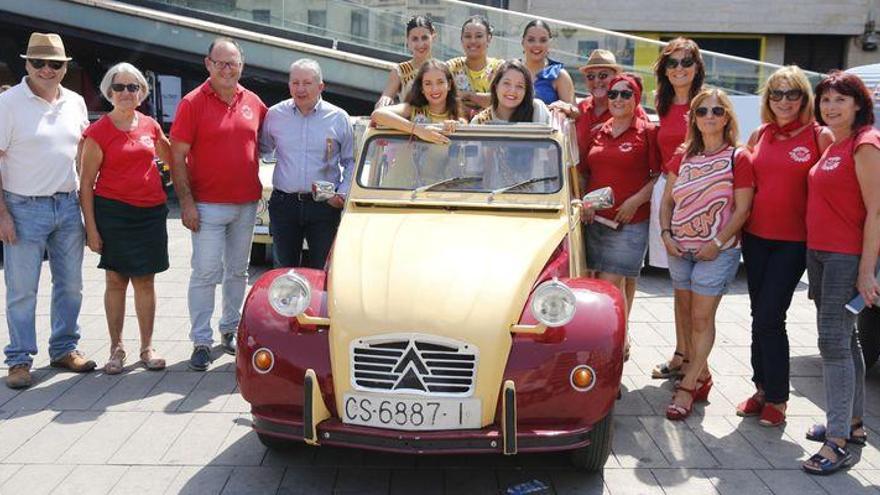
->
xmin=585 ymin=71 xmax=612 ymax=81
xmin=665 ymin=57 xmax=696 ymax=70
xmin=768 ymin=89 xmax=804 ymax=102
xmin=694 ymin=106 xmax=726 ymax=118
xmin=209 ymin=58 xmax=242 ymax=70
xmin=607 ymin=89 xmax=634 ymax=100
xmin=111 ymin=83 xmax=141 ymax=93
xmin=28 ymin=59 xmax=65 ymax=70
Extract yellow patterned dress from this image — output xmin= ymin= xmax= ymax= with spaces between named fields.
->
xmin=395 ymin=60 xmax=419 ymax=102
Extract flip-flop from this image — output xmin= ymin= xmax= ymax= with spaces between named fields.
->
xmin=806 ymin=422 xmax=867 ymax=446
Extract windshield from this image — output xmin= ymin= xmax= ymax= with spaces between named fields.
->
xmin=357 ymin=135 xmax=562 ymax=195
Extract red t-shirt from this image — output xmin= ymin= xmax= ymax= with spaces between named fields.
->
xmin=83 ymin=113 xmax=166 ymax=207
xmin=582 ymin=118 xmax=660 ymax=223
xmin=746 ymin=123 xmax=822 ymax=242
xmin=668 ymin=147 xmax=754 ymax=251
xmin=807 ymin=126 xmax=880 ymax=255
xmin=170 ymin=81 xmax=267 ymax=204
xmin=658 ymin=103 xmax=690 ymax=173
xmin=575 ymin=98 xmax=611 ymax=165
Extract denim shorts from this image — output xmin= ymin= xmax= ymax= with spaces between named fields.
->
xmin=667 ymin=247 xmax=741 ymax=296
xmin=585 ymin=220 xmax=649 ymax=277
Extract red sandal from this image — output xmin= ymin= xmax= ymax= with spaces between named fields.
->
xmin=758 ymin=403 xmax=786 ymax=427
xmin=736 ymin=392 xmax=765 ymax=417
xmin=666 ymin=386 xmax=697 ymax=421
xmin=694 ymin=374 xmax=713 ymax=403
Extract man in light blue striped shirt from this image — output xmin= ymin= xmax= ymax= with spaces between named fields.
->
xmin=259 ymin=58 xmax=354 ymax=268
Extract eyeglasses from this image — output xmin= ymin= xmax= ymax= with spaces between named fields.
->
xmin=607 ymin=89 xmax=634 ymax=100
xmin=694 ymin=106 xmax=726 ymax=118
xmin=768 ymin=89 xmax=804 ymax=102
xmin=111 ymin=83 xmax=140 ymax=93
xmin=665 ymin=57 xmax=696 ymax=70
xmin=209 ymin=58 xmax=242 ymax=70
xmin=28 ymin=59 xmax=65 ymax=70
xmin=585 ymin=71 xmax=612 ymax=81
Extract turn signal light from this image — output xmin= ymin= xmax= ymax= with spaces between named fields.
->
xmin=252 ymin=348 xmax=274 ymax=374
xmin=570 ymin=365 xmax=596 ymax=392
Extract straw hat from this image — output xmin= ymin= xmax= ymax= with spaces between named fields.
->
xmin=19 ymin=33 xmax=72 ymax=61
xmin=578 ymin=49 xmax=620 ymax=73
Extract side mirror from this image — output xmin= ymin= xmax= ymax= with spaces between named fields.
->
xmin=582 ymin=187 xmax=614 ymax=210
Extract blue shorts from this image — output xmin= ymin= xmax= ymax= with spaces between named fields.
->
xmin=585 ymin=220 xmax=649 ymax=278
xmin=667 ymin=247 xmax=741 ymax=296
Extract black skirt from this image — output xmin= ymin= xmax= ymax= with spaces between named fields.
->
xmin=95 ymin=196 xmax=169 ymax=276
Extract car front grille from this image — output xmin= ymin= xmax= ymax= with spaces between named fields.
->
xmin=350 ymin=334 xmax=478 ymax=397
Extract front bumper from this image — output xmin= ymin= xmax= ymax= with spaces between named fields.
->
xmin=253 ymin=414 xmax=592 ymax=455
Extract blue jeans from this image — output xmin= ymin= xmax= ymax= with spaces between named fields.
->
xmin=3 ymin=191 xmax=84 ymax=367
xmin=188 ymin=202 xmax=257 ymax=346
xmin=807 ymin=249 xmax=865 ymax=440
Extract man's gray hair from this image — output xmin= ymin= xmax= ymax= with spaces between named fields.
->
xmin=290 ymin=58 xmax=323 ymax=83
xmin=99 ymin=62 xmax=150 ymax=103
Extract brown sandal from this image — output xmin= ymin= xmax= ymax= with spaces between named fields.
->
xmin=140 ymin=347 xmax=166 ymax=371
xmin=104 ymin=345 xmax=126 ymax=375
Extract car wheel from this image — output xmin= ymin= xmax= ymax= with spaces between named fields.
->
xmin=569 ymin=410 xmax=614 ymax=472
xmin=256 ymin=431 xmax=297 ymax=450
xmin=858 ymin=306 xmax=880 ymax=371
xmin=250 ymin=243 xmax=267 ymax=265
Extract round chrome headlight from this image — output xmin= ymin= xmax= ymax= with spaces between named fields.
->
xmin=268 ymin=271 xmax=311 ymax=317
xmin=530 ymin=279 xmax=576 ymax=327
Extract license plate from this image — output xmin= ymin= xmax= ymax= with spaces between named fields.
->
xmin=342 ymin=393 xmax=481 ymax=431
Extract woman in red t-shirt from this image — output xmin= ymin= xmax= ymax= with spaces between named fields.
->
xmin=800 ymin=71 xmax=880 ymax=475
xmin=650 ymin=38 xmax=706 ymax=381
xmin=581 ymin=74 xmax=659 ymax=331
xmin=659 ymin=89 xmax=755 ymax=421
xmin=80 ymin=63 xmax=172 ymax=375
xmin=737 ymin=66 xmax=833 ymax=428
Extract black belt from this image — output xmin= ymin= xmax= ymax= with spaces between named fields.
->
xmin=275 ymin=190 xmax=313 ymax=201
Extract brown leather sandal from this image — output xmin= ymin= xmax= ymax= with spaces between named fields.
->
xmin=140 ymin=347 xmax=166 ymax=371
xmin=104 ymin=345 xmax=126 ymax=375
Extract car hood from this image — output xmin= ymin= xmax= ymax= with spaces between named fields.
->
xmin=328 ymin=206 xmax=569 ymax=425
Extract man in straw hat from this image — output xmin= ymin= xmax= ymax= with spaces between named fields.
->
xmin=0 ymin=33 xmax=95 ymax=389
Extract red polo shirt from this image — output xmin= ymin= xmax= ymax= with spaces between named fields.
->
xmin=807 ymin=126 xmax=880 ymax=255
xmin=658 ymin=103 xmax=689 ymax=173
xmin=746 ymin=123 xmax=822 ymax=242
xmin=575 ymin=97 xmax=648 ymax=164
xmin=83 ymin=113 xmax=166 ymax=207
xmin=170 ymin=81 xmax=267 ymax=203
xmin=582 ymin=117 xmax=660 ymax=223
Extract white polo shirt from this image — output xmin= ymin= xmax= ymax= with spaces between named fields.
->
xmin=0 ymin=78 xmax=88 ymax=196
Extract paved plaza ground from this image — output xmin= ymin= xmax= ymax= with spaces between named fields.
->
xmin=1 ymin=213 xmax=880 ymax=494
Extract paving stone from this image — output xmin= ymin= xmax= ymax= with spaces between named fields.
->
xmin=855 ymin=470 xmax=880 ymax=489
xmin=611 ymin=416 xmax=670 ymax=468
xmin=220 ymin=386 xmax=250 ymax=413
xmin=701 ymin=469 xmax=771 ymax=495
xmin=0 ymin=371 xmax=84 ymax=411
xmin=177 ymin=372 xmax=237 ymax=413
xmin=390 ymin=469 xmax=443 ymax=495
xmin=112 ymin=465 xmax=181 ymax=495
xmin=220 ymin=466 xmax=284 ymax=495
xmin=811 ymin=470 xmax=880 ymax=494
xmin=496 ymin=469 xmax=555 ymax=495
xmin=276 ymin=466 xmax=336 ymax=495
xmin=601 ymin=468 xmax=662 ymax=495
xmin=49 ymin=371 xmax=124 ymax=410
xmin=684 ymin=416 xmax=771 ymax=469
xmin=753 ymin=469 xmax=826 ymax=495
xmin=261 ymin=444 xmax=317 ymax=467
xmin=0 ymin=464 xmax=74 ymax=495
xmin=736 ymin=420 xmax=809 ymax=469
xmin=164 ymin=465 xmax=233 ymax=495
xmin=334 ymin=468 xmax=390 ymax=494
xmin=0 ymin=465 xmax=21 ymax=486
xmin=443 ymin=468 xmax=497 ymax=494
xmin=52 ymin=465 xmax=127 ymax=495
xmin=550 ymin=469 xmax=607 ymax=495
xmin=651 ymin=468 xmax=718 ymax=494
xmin=162 ymin=412 xmax=237 ymax=465
xmin=208 ymin=414 xmax=266 ymax=466
xmin=58 ymin=411 xmax=150 ymax=464
xmin=8 ymin=410 xmax=100 ymax=463
xmin=616 ymin=377 xmax=656 ymax=416
xmin=0 ymin=382 xmax=22 ymax=409
xmin=0 ymin=410 xmax=57 ymax=461
xmin=91 ymin=369 xmax=165 ymax=411
xmin=110 ymin=412 xmax=192 ymax=464
xmin=134 ymin=371 xmax=203 ymax=412
xmin=638 ymin=417 xmax=719 ymax=469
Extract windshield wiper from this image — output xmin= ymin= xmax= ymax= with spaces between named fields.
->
xmin=488 ymin=176 xmax=558 ymax=201
xmin=411 ymin=175 xmax=483 ymax=197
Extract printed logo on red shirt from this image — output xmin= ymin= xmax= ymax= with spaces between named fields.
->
xmin=138 ymin=135 xmax=155 ymax=150
xmin=788 ymin=146 xmax=811 ymax=163
xmin=821 ymin=155 xmax=842 ymax=171
xmin=618 ymin=142 xmax=633 ymax=153
xmin=241 ymin=104 xmax=254 ymax=120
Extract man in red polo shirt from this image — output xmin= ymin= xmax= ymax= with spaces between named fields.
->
xmin=169 ymin=37 xmax=267 ymax=371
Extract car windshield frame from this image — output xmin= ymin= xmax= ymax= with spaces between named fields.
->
xmin=355 ymin=133 xmax=565 ymax=197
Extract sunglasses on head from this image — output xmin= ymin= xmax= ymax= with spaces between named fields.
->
xmin=28 ymin=59 xmax=65 ymax=70
xmin=585 ymin=71 xmax=611 ymax=81
xmin=111 ymin=83 xmax=140 ymax=93
xmin=665 ymin=57 xmax=695 ymax=70
xmin=694 ymin=106 xmax=726 ymax=118
xmin=768 ymin=88 xmax=804 ymax=102
xmin=607 ymin=89 xmax=634 ymax=100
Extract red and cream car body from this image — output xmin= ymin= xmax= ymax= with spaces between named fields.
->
xmin=236 ymin=122 xmax=625 ymax=470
